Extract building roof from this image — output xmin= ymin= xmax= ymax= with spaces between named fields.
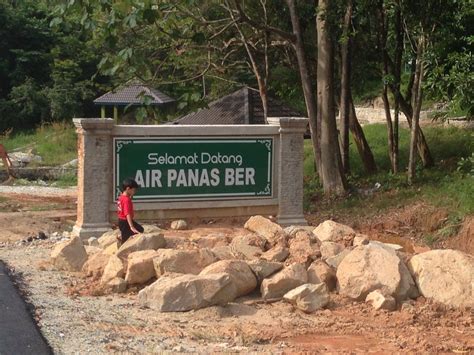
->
xmin=93 ymin=82 xmax=175 ymax=106
xmin=170 ymin=87 xmax=302 ymax=125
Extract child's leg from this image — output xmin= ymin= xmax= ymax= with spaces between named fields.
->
xmin=133 ymin=220 xmax=144 ymax=234
xmin=118 ymin=219 xmax=134 ymax=244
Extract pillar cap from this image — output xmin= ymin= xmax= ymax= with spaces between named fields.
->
xmin=73 ymin=118 xmax=115 ymax=131
xmin=267 ymin=117 xmax=308 ymax=133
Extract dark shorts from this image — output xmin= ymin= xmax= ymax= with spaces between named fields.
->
xmin=118 ymin=219 xmax=144 ymax=244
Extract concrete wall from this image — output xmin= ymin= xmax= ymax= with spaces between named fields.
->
xmin=72 ymin=118 xmax=308 ymax=239
xmin=352 ymin=107 xmax=439 ymax=125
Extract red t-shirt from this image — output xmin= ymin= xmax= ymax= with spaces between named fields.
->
xmin=117 ymin=194 xmax=134 ymax=220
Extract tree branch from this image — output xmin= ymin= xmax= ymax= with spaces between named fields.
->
xmin=232 ymin=0 xmax=295 ymax=43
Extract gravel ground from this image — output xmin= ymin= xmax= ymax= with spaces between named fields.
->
xmin=0 ymin=241 xmax=296 ymax=353
xmin=0 ymin=186 xmax=77 ymax=197
xmin=1 ymin=238 xmax=473 ymax=354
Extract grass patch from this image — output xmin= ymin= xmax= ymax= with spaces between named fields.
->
xmin=52 ymin=173 xmax=78 ymax=187
xmin=304 ymin=124 xmax=474 ymax=221
xmin=0 ymin=122 xmax=77 ymax=166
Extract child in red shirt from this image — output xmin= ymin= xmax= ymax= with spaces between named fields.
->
xmin=117 ymin=178 xmax=144 ymax=245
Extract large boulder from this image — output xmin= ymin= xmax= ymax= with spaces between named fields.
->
xmin=138 ymin=273 xmax=234 ymax=312
xmin=50 ymin=236 xmax=88 ymax=272
xmin=153 ymin=249 xmax=218 ymax=276
xmin=247 ymin=260 xmax=283 ymax=284
xmin=191 ymin=232 xmax=228 ymax=249
xmin=369 ymin=240 xmax=404 ymax=252
xmin=163 ymin=233 xmax=192 ymax=249
xmin=82 ymin=252 xmax=110 ymax=278
xmin=320 ymin=242 xmax=345 ymax=260
xmin=307 ymin=260 xmax=337 ymax=291
xmin=87 ymin=237 xmax=99 ymax=247
xmin=170 ymin=220 xmax=188 ymax=230
xmin=103 ymin=277 xmax=127 ymax=294
xmin=352 ymin=234 xmax=369 ymax=247
xmin=84 ymin=245 xmax=102 ymax=256
xmin=284 ymin=226 xmax=317 ymax=240
xmin=313 ymin=220 xmax=355 ymax=243
xmin=365 ymin=290 xmax=396 ymax=311
xmin=125 ymin=250 xmax=160 ymax=285
xmin=244 ymin=216 xmax=286 ymax=246
xmin=260 ymin=263 xmax=308 ymax=300
xmin=98 ymin=230 xmax=120 ymax=249
xmin=325 ymin=249 xmax=351 ymax=269
xmin=283 ymin=283 xmax=330 ymax=313
xmin=287 ymin=231 xmax=320 ymax=265
xmin=101 ymin=255 xmax=125 ymax=284
xmin=337 ymin=245 xmax=418 ymax=301
xmin=142 ymin=224 xmax=162 ymax=234
xmin=211 ymin=246 xmax=236 ymax=260
xmin=261 ymin=245 xmax=289 ymax=262
xmin=230 ymin=233 xmax=266 ymax=260
xmin=104 ymin=242 xmax=119 ymax=255
xmin=200 ymin=260 xmax=257 ymax=298
xmin=116 ymin=232 xmax=166 ymax=259
xmin=408 ymin=249 xmax=474 ymax=308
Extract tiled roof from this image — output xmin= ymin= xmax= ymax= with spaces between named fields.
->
xmin=171 ymin=87 xmax=302 ymax=125
xmin=93 ymin=83 xmax=175 ymax=106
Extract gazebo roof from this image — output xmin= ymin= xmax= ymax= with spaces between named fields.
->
xmin=94 ymin=82 xmax=175 ymax=106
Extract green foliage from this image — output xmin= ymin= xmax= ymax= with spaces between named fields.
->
xmin=53 ymin=173 xmax=78 ymax=187
xmin=457 ymin=153 xmax=474 ymax=177
xmin=423 ymin=0 xmax=473 ymax=117
xmin=0 ymin=1 xmax=54 ymax=131
xmin=0 ymin=0 xmax=108 ymax=133
xmin=1 ymin=0 xmax=470 ymax=134
xmin=424 ymin=214 xmax=464 ymax=246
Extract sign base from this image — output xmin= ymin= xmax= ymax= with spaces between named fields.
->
xmin=277 ymin=215 xmax=308 ymax=227
xmin=72 ymin=223 xmax=111 ymax=241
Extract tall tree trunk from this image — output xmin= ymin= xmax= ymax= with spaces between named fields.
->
xmin=349 ymin=96 xmax=377 ymax=174
xmin=317 ymin=0 xmax=347 ymax=195
xmin=408 ymin=36 xmax=425 ymax=184
xmin=286 ymin=0 xmax=322 ymax=178
xmin=259 ymin=85 xmax=269 ymax=123
xmin=392 ymin=3 xmax=403 ymax=174
xmin=382 ymin=87 xmax=396 ymax=172
xmin=378 ymin=2 xmax=397 ymax=173
xmin=339 ymin=0 xmax=352 ymax=174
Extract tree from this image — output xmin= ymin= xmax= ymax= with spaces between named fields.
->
xmin=316 ymin=0 xmax=347 ymax=194
xmin=0 ymin=0 xmax=107 ymax=132
xmin=338 ymin=0 xmax=377 ymax=175
xmin=408 ymin=34 xmax=426 ymax=183
xmin=377 ymin=0 xmax=398 ymax=173
xmin=423 ymin=0 xmax=473 ymax=118
xmin=285 ymin=0 xmax=322 ymax=178
xmin=339 ymin=0 xmax=352 ymax=174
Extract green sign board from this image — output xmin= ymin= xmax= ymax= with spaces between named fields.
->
xmin=114 ymin=137 xmax=274 ymax=201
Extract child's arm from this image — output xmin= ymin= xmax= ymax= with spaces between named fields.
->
xmin=126 ymin=214 xmax=140 ymax=235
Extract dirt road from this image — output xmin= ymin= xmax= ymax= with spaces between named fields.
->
xmin=1 ymin=235 xmax=473 ymax=353
xmin=0 ymin=188 xmax=76 ymax=243
xmin=0 ymin=187 xmax=472 ymax=353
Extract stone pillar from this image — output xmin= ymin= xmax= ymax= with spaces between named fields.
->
xmin=268 ymin=117 xmax=308 ymax=226
xmin=72 ymin=118 xmax=114 ymax=240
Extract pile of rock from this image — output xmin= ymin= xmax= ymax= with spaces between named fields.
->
xmin=49 ymin=216 xmax=474 ymax=313
xmin=7 ymin=151 xmax=43 ymax=167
